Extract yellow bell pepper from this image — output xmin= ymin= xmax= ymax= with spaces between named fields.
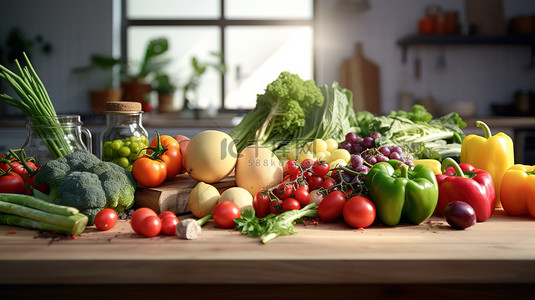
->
xmin=460 ymin=120 xmax=514 ymax=208
xmin=412 ymin=159 xmax=441 ymax=175
xmin=500 ymin=165 xmax=535 ymax=217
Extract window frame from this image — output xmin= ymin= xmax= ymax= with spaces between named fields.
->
xmin=120 ymin=0 xmax=317 ymax=112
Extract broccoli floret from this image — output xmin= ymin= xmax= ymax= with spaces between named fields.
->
xmin=230 ymin=71 xmax=324 ymax=152
xmin=57 ymin=172 xmax=106 ymax=210
xmin=34 ymin=150 xmax=137 ymax=225
xmin=99 ymin=162 xmax=136 ymax=210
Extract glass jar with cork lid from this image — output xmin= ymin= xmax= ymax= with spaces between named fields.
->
xmin=100 ymin=101 xmax=149 ymax=170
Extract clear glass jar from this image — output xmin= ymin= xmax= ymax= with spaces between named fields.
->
xmin=22 ymin=115 xmax=92 ymax=163
xmin=100 ymin=101 xmax=149 ymax=170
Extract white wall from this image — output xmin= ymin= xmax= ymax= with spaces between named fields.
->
xmin=316 ymin=0 xmax=535 ymax=116
xmin=1 ymin=0 xmax=534 ymax=117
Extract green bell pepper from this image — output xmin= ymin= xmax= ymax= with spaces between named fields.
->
xmin=366 ymin=159 xmax=438 ymax=226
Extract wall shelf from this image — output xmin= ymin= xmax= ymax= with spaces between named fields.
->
xmin=397 ymin=34 xmax=535 ymax=64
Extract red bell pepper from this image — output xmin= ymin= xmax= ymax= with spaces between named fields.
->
xmin=435 ymin=158 xmax=495 ymax=222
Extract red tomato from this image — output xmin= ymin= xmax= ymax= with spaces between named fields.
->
xmin=343 ymin=196 xmax=376 ymax=228
xmin=322 ymin=178 xmax=337 ymax=190
xmin=213 ymin=201 xmax=241 ymax=229
xmin=147 ymin=134 xmax=180 ymax=154
xmin=274 ymin=183 xmax=293 ymax=200
xmin=132 ymin=156 xmax=167 ymax=187
xmin=158 ymin=211 xmax=176 ymax=220
xmin=160 ymin=216 xmax=179 ymax=236
xmin=294 ymin=185 xmax=310 ymax=206
xmin=140 ymin=215 xmax=162 ymax=237
xmin=0 ymin=171 xmax=25 ymax=194
xmin=285 ymin=160 xmax=300 ymax=176
xmin=301 ymin=159 xmax=314 ymax=170
xmin=159 ymin=210 xmax=179 ymax=236
xmin=160 ymin=148 xmax=182 ymax=179
xmin=312 ymin=160 xmax=330 ymax=177
xmin=269 ymin=199 xmax=284 ymax=214
xmin=253 ymin=191 xmax=270 ymax=218
xmin=307 ymin=175 xmax=324 ymax=190
xmin=318 ymin=190 xmax=346 ymax=221
xmin=94 ymin=208 xmax=118 ymax=231
xmin=23 ymin=173 xmax=50 ymax=195
xmin=309 ymin=189 xmax=325 ymax=206
xmin=8 ymin=161 xmax=31 ymax=178
xmin=282 ymin=198 xmax=301 ymax=212
xmin=131 ymin=208 xmax=158 ymax=235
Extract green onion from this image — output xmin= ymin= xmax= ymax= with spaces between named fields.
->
xmin=0 ymin=52 xmax=72 ymax=158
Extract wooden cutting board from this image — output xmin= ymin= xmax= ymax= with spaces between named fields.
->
xmin=134 ymin=174 xmax=236 ymax=214
xmin=339 ymin=42 xmax=381 ymax=114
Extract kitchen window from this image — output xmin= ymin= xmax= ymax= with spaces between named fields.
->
xmin=122 ymin=0 xmax=316 ymax=112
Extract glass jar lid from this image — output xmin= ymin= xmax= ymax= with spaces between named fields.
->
xmin=105 ymin=101 xmax=142 ymax=114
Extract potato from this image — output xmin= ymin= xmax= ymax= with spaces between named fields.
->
xmin=235 ymin=145 xmax=283 ymax=196
xmin=185 ymin=130 xmax=237 ymax=183
xmin=219 ymin=187 xmax=253 ymax=212
xmin=188 ymin=182 xmax=220 ymax=218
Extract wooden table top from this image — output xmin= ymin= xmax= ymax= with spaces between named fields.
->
xmin=1 ymin=209 xmax=534 ymax=286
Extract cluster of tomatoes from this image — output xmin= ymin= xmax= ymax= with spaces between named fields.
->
xmin=131 ymin=133 xmax=183 ymax=188
xmin=253 ymin=158 xmax=377 ymax=228
xmin=130 ymin=207 xmax=179 ymax=237
xmin=0 ymin=149 xmax=49 ymax=195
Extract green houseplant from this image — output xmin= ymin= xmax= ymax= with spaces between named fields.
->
xmin=182 ymin=51 xmax=227 ymax=117
xmin=153 ymin=72 xmax=177 ymax=113
xmin=122 ymin=38 xmax=170 ymax=103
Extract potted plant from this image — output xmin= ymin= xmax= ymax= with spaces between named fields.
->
xmin=72 ymin=55 xmax=122 ymax=114
xmin=153 ymin=72 xmax=177 ymax=113
xmin=182 ymin=51 xmax=227 ymax=119
xmin=122 ymin=38 xmax=170 ymax=105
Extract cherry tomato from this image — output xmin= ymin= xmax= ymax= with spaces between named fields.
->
xmin=269 ymin=199 xmax=284 ymax=214
xmin=303 ymin=171 xmax=313 ymax=180
xmin=275 ymin=183 xmax=293 ymax=200
xmin=160 ymin=215 xmax=179 ymax=236
xmin=23 ymin=173 xmax=50 ymax=195
xmin=131 ymin=207 xmax=158 ymax=235
xmin=309 ymin=189 xmax=325 ymax=205
xmin=94 ymin=208 xmax=118 ymax=231
xmin=307 ymin=175 xmax=324 ymax=190
xmin=285 ymin=160 xmax=301 ymax=176
xmin=322 ymin=178 xmax=337 ymax=190
xmin=213 ymin=201 xmax=241 ymax=229
xmin=253 ymin=191 xmax=271 ymax=218
xmin=132 ymin=156 xmax=167 ymax=187
xmin=160 ymin=148 xmax=182 ymax=179
xmin=312 ymin=161 xmax=330 ymax=177
xmin=0 ymin=171 xmax=25 ymax=194
xmin=294 ymin=185 xmax=310 ymax=206
xmin=282 ymin=198 xmax=301 ymax=212
xmin=301 ymin=159 xmax=314 ymax=170
xmin=146 ymin=134 xmax=180 ymax=154
xmin=158 ymin=211 xmax=176 ymax=220
xmin=318 ymin=190 xmax=346 ymax=221
xmin=8 ymin=160 xmax=31 ymax=178
xmin=343 ymin=196 xmax=376 ymax=228
xmin=140 ymin=215 xmax=162 ymax=237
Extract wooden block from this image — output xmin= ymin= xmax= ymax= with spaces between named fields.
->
xmin=134 ymin=174 xmax=236 ymax=214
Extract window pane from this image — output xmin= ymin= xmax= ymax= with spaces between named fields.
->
xmin=224 ymin=26 xmax=313 ymax=110
xmin=226 ymin=0 xmax=313 ymax=20
xmin=127 ymin=26 xmax=221 ymax=111
xmin=127 ymin=0 xmax=220 ymax=19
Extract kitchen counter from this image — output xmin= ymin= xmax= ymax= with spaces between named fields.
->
xmin=1 ymin=209 xmax=535 ymax=299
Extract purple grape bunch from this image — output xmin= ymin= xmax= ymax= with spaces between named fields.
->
xmin=340 ymin=131 xmax=415 ymax=175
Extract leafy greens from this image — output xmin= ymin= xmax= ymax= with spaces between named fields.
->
xmin=234 ymin=203 xmax=318 ymax=244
